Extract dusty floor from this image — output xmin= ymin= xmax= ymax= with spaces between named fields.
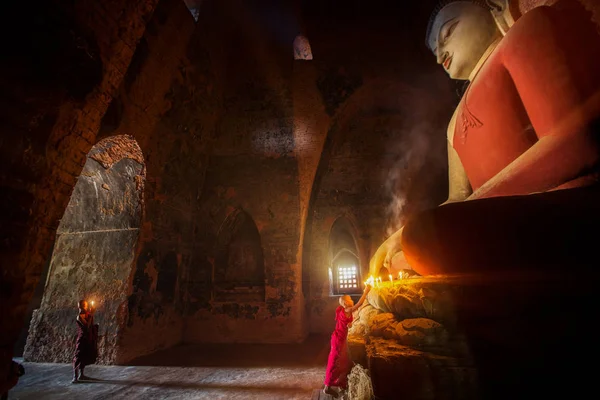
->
xmin=8 ymin=335 xmax=331 ymax=400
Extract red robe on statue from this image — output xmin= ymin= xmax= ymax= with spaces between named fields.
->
xmin=324 ymin=306 xmax=353 ymax=388
xmin=454 ymin=5 xmax=600 ymax=195
xmin=401 ymin=5 xmax=600 ymax=276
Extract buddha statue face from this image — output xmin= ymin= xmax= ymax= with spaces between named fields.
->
xmin=427 ymin=1 xmax=502 ymax=80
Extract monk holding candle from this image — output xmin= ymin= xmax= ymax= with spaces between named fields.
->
xmin=72 ymin=299 xmax=98 ymax=383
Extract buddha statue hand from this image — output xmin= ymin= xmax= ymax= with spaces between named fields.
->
xmin=369 ymin=227 xmax=404 ymax=277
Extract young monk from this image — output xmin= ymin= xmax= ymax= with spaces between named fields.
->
xmin=72 ymin=300 xmax=97 ymax=383
xmin=323 ymin=284 xmax=372 ymax=397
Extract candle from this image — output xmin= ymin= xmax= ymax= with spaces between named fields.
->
xmin=389 ymin=274 xmax=393 ymax=283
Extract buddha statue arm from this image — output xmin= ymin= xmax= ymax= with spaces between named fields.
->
xmin=468 ymin=133 xmax=598 ymax=200
xmin=444 ymin=140 xmax=472 ymax=203
xmin=468 ymin=6 xmax=600 ymax=200
xmin=369 ymin=127 xmax=473 ymax=274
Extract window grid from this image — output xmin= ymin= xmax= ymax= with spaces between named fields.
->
xmin=337 ymin=266 xmax=358 ymax=290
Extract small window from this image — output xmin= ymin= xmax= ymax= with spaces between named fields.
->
xmin=337 ymin=265 xmax=359 ymax=291
xmin=329 ymin=217 xmax=361 ymax=295
xmin=293 ymin=35 xmax=313 ymax=60
xmin=331 ymin=250 xmax=362 ymax=295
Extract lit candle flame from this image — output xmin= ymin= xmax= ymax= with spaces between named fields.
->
xmin=389 ymin=274 xmax=393 ymax=282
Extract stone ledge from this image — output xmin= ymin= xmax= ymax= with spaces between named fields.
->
xmin=366 ymin=337 xmax=477 ymax=400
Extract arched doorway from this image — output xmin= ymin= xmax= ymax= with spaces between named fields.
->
xmin=23 ymin=135 xmax=144 ymax=364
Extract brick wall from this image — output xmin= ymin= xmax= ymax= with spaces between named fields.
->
xmin=0 ymin=0 xmax=162 ymax=375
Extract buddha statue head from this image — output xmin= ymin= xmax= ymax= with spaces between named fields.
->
xmin=426 ymin=0 xmax=506 ymax=80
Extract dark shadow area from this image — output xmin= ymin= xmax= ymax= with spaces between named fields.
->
xmin=127 ymin=333 xmax=331 ymax=368
xmin=13 ymin=240 xmax=54 ymax=356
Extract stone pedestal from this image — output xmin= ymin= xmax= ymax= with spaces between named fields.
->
xmin=348 ymin=335 xmax=368 ymax=368
xmin=351 ymin=272 xmax=600 ymax=399
xmin=367 ymin=338 xmax=477 ymax=400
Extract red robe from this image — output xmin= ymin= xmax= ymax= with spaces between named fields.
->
xmin=454 ymin=5 xmax=600 ymax=196
xmin=73 ymin=312 xmax=98 ymax=370
xmin=324 ymin=306 xmax=353 ymax=388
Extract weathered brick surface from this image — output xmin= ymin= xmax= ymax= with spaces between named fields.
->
xmin=23 ymin=136 xmax=145 ymax=364
xmin=25 ymin=0 xmax=198 ymax=364
xmin=1 ymin=0 xmax=161 ymax=369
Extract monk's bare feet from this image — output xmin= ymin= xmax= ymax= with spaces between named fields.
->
xmin=323 ymin=386 xmax=338 ymax=398
xmin=71 ymin=377 xmax=79 ymax=384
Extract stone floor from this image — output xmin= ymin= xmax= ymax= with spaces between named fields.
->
xmin=8 ymin=335 xmax=331 ymax=400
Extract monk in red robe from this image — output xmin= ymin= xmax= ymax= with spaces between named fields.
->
xmin=323 ymin=285 xmax=371 ymax=397
xmin=370 ymin=0 xmax=600 ymax=277
xmin=72 ymin=300 xmax=98 ymax=383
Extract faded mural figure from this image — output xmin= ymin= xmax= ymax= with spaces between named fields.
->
xmin=323 ymin=284 xmax=371 ymax=398
xmin=72 ymin=300 xmax=98 ymax=383
xmin=370 ymin=0 xmax=600 ymax=277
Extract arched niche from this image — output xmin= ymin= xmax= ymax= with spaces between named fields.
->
xmin=328 ymin=217 xmax=362 ymax=295
xmin=24 ymin=134 xmax=145 ymax=364
xmin=214 ymin=209 xmax=265 ymax=302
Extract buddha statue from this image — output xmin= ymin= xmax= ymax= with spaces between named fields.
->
xmin=489 ymin=0 xmax=516 ymax=35
xmin=370 ymin=0 xmax=600 ymax=277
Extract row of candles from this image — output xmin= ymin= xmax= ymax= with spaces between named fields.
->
xmin=364 ymin=271 xmax=409 ymax=288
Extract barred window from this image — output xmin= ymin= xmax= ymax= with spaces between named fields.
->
xmin=337 ymin=265 xmax=358 ymax=291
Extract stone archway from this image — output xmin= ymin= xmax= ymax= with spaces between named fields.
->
xmin=23 ymin=135 xmax=144 ymax=364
